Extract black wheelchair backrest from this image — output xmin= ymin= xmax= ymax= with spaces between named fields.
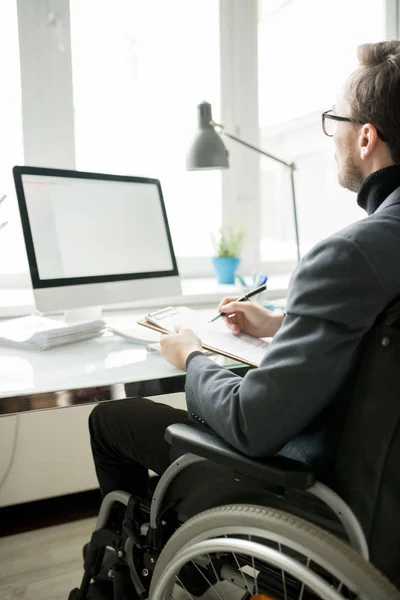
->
xmin=334 ymin=295 xmax=400 ymax=588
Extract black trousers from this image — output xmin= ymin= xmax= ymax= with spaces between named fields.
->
xmin=89 ymin=397 xmax=189 ymax=498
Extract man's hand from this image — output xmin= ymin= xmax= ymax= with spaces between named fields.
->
xmin=160 ymin=327 xmax=203 ymax=370
xmin=218 ymin=296 xmax=284 ymax=338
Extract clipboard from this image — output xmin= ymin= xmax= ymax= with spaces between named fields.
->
xmin=138 ymin=306 xmax=270 ymax=367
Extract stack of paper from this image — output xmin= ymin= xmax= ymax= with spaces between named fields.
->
xmin=0 ymin=315 xmax=106 ymax=351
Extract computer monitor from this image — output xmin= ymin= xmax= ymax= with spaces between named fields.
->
xmin=13 ymin=166 xmax=181 ymax=317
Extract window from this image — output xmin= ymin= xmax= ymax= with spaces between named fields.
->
xmin=0 ymin=0 xmax=396 ymax=287
xmin=258 ymin=0 xmax=386 ymax=262
xmin=0 ymin=1 xmax=25 ymax=277
xmin=70 ymin=0 xmax=221 ymax=260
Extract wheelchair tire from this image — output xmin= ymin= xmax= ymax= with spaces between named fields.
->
xmin=149 ymin=504 xmax=400 ymax=600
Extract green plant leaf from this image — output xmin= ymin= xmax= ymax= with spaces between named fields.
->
xmin=210 ymin=226 xmax=246 ymax=257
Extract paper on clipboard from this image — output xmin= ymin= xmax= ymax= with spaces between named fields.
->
xmin=138 ymin=306 xmax=270 ymax=367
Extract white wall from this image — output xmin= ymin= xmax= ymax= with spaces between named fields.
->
xmin=0 ymin=392 xmax=186 ymax=507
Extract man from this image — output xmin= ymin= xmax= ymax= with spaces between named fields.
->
xmin=89 ymin=41 xmax=400 ymax=500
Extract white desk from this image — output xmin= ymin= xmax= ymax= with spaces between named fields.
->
xmin=0 ymin=311 xmax=250 ymax=507
xmin=0 ymin=314 xmax=249 ymax=416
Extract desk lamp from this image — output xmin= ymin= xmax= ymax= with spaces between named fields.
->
xmin=186 ymin=101 xmax=301 ymax=262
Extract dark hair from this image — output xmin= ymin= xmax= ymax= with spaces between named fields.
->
xmin=347 ymin=41 xmax=400 ymax=163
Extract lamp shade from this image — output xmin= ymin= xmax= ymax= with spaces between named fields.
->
xmin=186 ymin=102 xmax=229 ymax=170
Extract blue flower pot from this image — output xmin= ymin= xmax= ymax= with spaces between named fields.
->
xmin=212 ymin=257 xmax=241 ymax=284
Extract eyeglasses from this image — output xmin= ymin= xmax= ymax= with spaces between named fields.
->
xmin=322 ymin=109 xmax=388 ymax=142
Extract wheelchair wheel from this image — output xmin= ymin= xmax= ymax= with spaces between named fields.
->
xmin=149 ymin=504 xmax=400 ymax=600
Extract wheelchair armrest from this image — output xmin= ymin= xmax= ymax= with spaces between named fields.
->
xmin=165 ymin=423 xmax=315 ymax=491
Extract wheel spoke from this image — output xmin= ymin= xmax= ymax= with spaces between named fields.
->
xmin=226 ymin=534 xmax=252 ymax=593
xmin=298 ymin=557 xmax=310 ymax=600
xmin=278 ymin=542 xmax=288 ymax=600
xmin=249 ymin=535 xmax=259 ymax=594
xmin=190 ymin=559 xmax=225 ymax=600
xmin=206 ymin=554 xmax=228 ymax=600
xmin=174 ymin=574 xmax=195 ymax=600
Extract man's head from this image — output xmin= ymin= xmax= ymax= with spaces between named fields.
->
xmin=330 ymin=41 xmax=400 ymax=193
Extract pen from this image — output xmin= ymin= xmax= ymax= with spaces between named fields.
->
xmin=208 ymin=283 xmax=267 ymax=323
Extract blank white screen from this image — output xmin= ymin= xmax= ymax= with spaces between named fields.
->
xmin=21 ymin=174 xmax=175 ymax=280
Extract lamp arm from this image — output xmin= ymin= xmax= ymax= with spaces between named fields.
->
xmin=212 ymin=122 xmax=301 ymax=262
xmin=212 ymin=121 xmax=294 ymax=169
xmin=222 ymin=130 xmax=295 ymax=170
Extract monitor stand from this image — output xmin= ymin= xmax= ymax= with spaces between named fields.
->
xmin=64 ymin=306 xmax=103 ymax=323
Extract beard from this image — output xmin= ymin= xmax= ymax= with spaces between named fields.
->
xmin=337 ymin=150 xmax=364 ymax=193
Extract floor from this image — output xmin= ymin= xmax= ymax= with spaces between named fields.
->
xmin=0 ymin=517 xmax=96 ymax=600
xmin=0 ymin=516 xmax=244 ymax=600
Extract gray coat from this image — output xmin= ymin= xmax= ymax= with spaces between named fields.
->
xmin=185 ymin=187 xmax=400 ymax=470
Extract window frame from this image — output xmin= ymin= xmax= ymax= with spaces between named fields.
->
xmin=386 ymin=0 xmax=400 ymax=38
xmin=1 ymin=0 xmax=398 ymax=288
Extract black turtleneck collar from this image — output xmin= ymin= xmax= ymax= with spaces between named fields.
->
xmin=357 ymin=165 xmax=400 ymax=215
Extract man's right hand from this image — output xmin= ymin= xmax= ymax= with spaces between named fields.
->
xmin=218 ymin=296 xmax=284 ymax=338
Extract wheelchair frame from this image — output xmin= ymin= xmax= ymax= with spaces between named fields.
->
xmin=96 ymin=452 xmax=368 ymax=552
xmin=70 ymin=423 xmax=372 ymax=600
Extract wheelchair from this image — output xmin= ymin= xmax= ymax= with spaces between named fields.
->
xmin=69 ymin=297 xmax=400 ymax=599
xmin=68 ymin=421 xmax=400 ymax=600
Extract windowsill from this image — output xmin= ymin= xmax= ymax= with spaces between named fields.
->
xmin=0 ymin=275 xmax=290 ymax=318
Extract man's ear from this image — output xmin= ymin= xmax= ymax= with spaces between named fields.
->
xmin=359 ymin=123 xmax=379 ymax=160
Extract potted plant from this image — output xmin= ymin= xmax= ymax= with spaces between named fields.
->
xmin=211 ymin=226 xmax=245 ymax=284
